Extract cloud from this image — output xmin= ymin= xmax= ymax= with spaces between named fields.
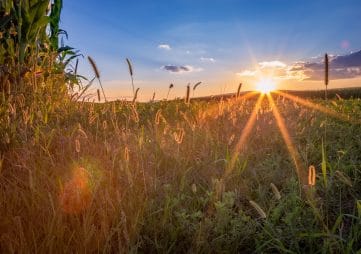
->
xmin=292 ymin=50 xmax=361 ymax=80
xmin=258 ymin=61 xmax=286 ymax=68
xmin=237 ymin=60 xmax=299 ymax=79
xmin=237 ymin=70 xmax=257 ymax=77
xmin=332 ymin=50 xmax=361 ymax=68
xmin=200 ymin=57 xmax=216 ymax=63
xmin=161 ymin=65 xmax=202 ymax=73
xmin=158 ymin=44 xmax=171 ymax=50
xmin=236 ymin=50 xmax=361 ymax=81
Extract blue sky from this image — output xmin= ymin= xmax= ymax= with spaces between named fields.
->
xmin=61 ymin=0 xmax=361 ymax=100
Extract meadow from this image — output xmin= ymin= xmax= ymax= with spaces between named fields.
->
xmin=1 ymin=1 xmax=361 ymax=253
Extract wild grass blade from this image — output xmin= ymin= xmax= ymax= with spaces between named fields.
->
xmin=321 ymin=138 xmax=327 ymax=188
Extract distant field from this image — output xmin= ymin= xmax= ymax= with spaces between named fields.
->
xmin=192 ymin=87 xmax=361 ymax=102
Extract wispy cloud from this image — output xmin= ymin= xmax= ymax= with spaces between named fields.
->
xmin=237 ymin=70 xmax=257 ymax=77
xmin=200 ymin=57 xmax=216 ymax=63
xmin=237 ymin=60 xmax=298 ymax=79
xmin=158 ymin=44 xmax=171 ymax=50
xmin=258 ymin=61 xmax=286 ymax=68
xmin=161 ymin=65 xmax=202 ymax=73
xmin=236 ymin=50 xmax=361 ymax=81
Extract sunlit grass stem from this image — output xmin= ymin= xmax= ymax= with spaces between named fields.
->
xmin=132 ymin=88 xmax=140 ymax=104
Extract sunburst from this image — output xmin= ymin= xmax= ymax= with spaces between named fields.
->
xmin=256 ymin=78 xmax=276 ymax=94
xmin=222 ymin=90 xmax=359 ymax=187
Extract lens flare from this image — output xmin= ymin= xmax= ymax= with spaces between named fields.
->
xmin=59 ymin=167 xmax=91 ymax=214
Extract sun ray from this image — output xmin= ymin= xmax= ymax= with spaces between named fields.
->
xmin=266 ymin=93 xmax=308 ymax=185
xmin=275 ymin=91 xmax=361 ymax=124
xmin=233 ymin=91 xmax=259 ymax=102
xmin=225 ymin=93 xmax=265 ymax=177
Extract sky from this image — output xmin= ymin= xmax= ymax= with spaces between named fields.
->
xmin=61 ymin=0 xmax=361 ymax=101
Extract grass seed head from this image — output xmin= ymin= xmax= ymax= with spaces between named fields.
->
xmin=270 ymin=183 xmax=281 ymax=200
xmin=126 ymin=58 xmax=133 ymax=76
xmin=249 ymin=200 xmax=267 ymax=219
xmin=237 ymin=83 xmax=242 ymax=98
xmin=325 ymin=53 xmax=329 ymax=86
xmin=87 ymin=56 xmax=100 ymax=79
xmin=308 ymin=165 xmax=316 ymax=186
xmin=185 ymin=84 xmax=190 ymax=104
xmin=193 ymin=82 xmax=202 ymax=91
xmin=124 ymin=147 xmax=130 ymax=162
xmin=75 ymin=139 xmax=81 ymax=153
xmin=97 ymin=89 xmax=101 ymax=102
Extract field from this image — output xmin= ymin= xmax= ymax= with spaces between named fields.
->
xmin=1 ymin=90 xmax=361 ymax=253
xmin=1 ymin=1 xmax=361 ymax=253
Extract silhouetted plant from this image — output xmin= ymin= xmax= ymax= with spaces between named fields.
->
xmin=166 ymin=83 xmax=174 ymax=100
xmin=126 ymin=58 xmax=135 ymax=96
xmin=237 ymin=83 xmax=242 ymax=98
xmin=185 ymin=84 xmax=190 ymax=104
xmin=325 ymin=53 xmax=329 ymax=100
xmin=88 ymin=56 xmax=107 ymax=102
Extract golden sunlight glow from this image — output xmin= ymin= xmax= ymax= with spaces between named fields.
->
xmin=266 ymin=94 xmax=308 ymax=185
xmin=255 ymin=78 xmax=276 ymax=94
xmin=225 ymin=94 xmax=265 ymax=176
xmin=275 ymin=91 xmax=361 ymax=124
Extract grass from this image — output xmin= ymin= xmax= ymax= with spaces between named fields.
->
xmin=1 ymin=92 xmax=361 ymax=253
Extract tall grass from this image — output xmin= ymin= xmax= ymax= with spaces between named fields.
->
xmin=193 ymin=81 xmax=202 ymax=97
xmin=237 ymin=83 xmax=242 ymax=98
xmin=126 ymin=58 xmax=135 ymax=96
xmin=166 ymin=83 xmax=174 ymax=100
xmin=185 ymin=84 xmax=190 ymax=104
xmin=325 ymin=53 xmax=329 ymax=100
xmin=1 ymin=88 xmax=360 ymax=252
xmin=88 ymin=56 xmax=107 ymax=102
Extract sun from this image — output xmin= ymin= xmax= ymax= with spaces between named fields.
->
xmin=255 ymin=78 xmax=276 ymax=94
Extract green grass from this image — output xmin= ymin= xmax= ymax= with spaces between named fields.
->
xmin=1 ymin=93 xmax=361 ymax=253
